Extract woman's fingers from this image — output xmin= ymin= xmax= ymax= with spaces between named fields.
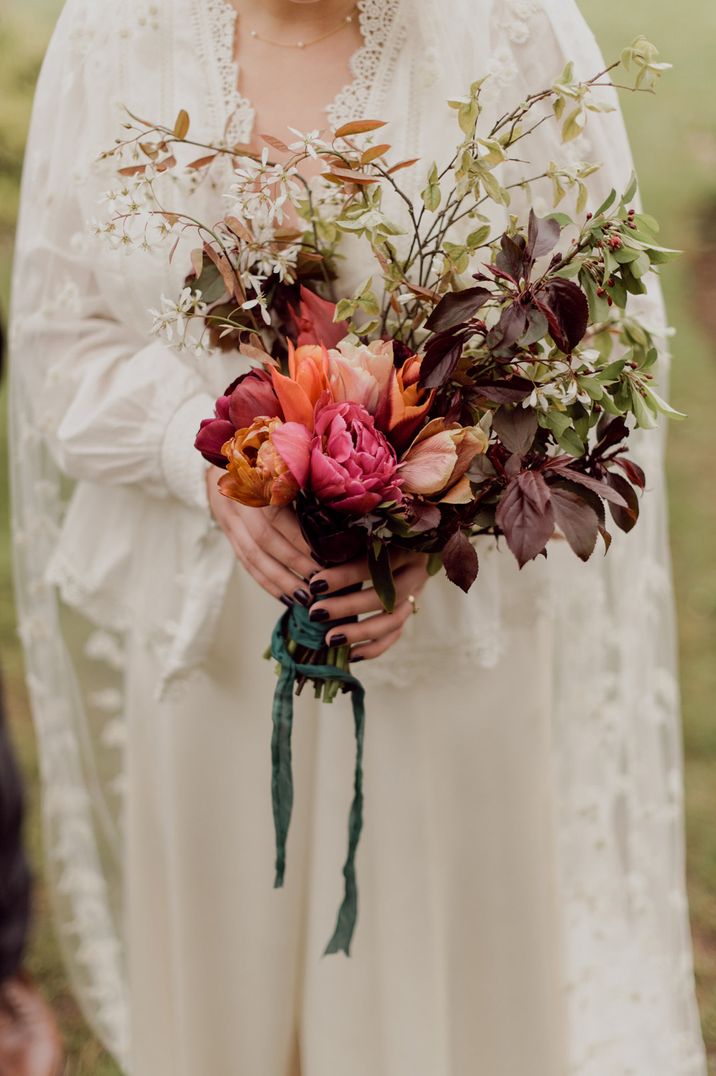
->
xmin=325 ymin=599 xmax=413 ymax=649
xmin=271 ymin=507 xmax=320 ymax=567
xmin=310 ymin=560 xmax=428 ymax=621
xmin=308 ymin=549 xmax=416 ymax=597
xmin=243 ymin=509 xmax=322 ymax=582
xmin=229 ymin=522 xmax=314 ymax=603
xmin=350 ymin=627 xmax=405 ymax=662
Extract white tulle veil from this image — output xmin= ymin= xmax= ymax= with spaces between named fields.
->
xmin=8 ymin=0 xmax=705 ymax=1070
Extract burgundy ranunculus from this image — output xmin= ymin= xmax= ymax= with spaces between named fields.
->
xmin=272 ymin=400 xmax=404 ymax=516
xmin=228 ymin=367 xmax=282 ymax=428
xmin=194 ymin=369 xmax=282 ymax=468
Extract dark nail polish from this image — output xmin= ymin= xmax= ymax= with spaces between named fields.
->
xmin=279 ymin=594 xmax=294 ymax=609
xmin=330 ymin=633 xmax=348 ymax=647
xmin=309 ymin=578 xmax=329 ymax=595
xmin=293 ymin=588 xmax=311 ymax=606
xmin=309 ymin=607 xmax=329 ymax=623
xmin=352 ymin=654 xmax=365 ymax=663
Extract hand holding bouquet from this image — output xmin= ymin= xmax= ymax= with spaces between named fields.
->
xmin=101 ymin=36 xmax=676 ymax=953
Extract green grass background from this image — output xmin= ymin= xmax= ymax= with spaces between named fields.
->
xmin=0 ymin=1 xmax=714 ymax=1071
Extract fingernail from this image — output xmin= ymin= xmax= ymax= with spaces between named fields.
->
xmin=352 ymin=654 xmax=365 ymax=663
xmin=279 ymin=594 xmax=294 ymax=609
xmin=309 ymin=607 xmax=329 ymax=623
xmin=329 ymin=633 xmax=348 ymax=647
xmin=309 ymin=578 xmax=329 ymax=595
xmin=293 ymin=588 xmax=311 ymax=606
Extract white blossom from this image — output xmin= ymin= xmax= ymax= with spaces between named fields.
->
xmin=287 ymin=127 xmax=329 ymax=159
xmin=148 ymin=287 xmax=207 ymax=346
xmin=228 ymin=148 xmax=301 ymax=224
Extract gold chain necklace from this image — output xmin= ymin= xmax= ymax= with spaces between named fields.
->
xmin=245 ymin=4 xmax=358 ymax=50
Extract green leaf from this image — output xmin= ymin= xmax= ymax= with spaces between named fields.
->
xmin=562 ymin=107 xmax=586 ymax=143
xmin=556 ymin=425 xmax=586 ymax=456
xmin=642 ymin=385 xmax=686 ymax=420
xmin=622 ymin=173 xmax=638 ymax=205
xmin=577 ymin=375 xmax=604 ymax=401
xmin=466 ymin=224 xmax=492 ymax=249
xmin=480 ymin=169 xmax=509 ymax=205
xmin=427 ymin=552 xmax=443 ymax=577
xmin=368 ymin=541 xmax=396 ymax=612
xmin=593 ymin=189 xmax=617 ymax=217
xmin=629 ymin=383 xmax=658 ymax=429
xmin=420 ymin=163 xmax=441 ymax=211
xmin=540 ymin=410 xmax=573 ymax=438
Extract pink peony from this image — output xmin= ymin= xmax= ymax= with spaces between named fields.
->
xmin=272 ymin=400 xmax=404 ymax=516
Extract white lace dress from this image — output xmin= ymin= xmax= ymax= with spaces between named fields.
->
xmin=8 ymin=1 xmax=707 ymax=1074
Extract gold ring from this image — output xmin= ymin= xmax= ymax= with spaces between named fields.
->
xmin=407 ymin=594 xmax=419 ymax=615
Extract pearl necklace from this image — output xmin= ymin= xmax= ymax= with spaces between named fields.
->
xmin=246 ymin=4 xmax=358 ymax=50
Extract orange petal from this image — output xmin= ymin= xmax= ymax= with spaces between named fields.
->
xmin=439 ymin=474 xmax=473 ymax=504
xmin=270 ymin=367 xmax=315 ymax=428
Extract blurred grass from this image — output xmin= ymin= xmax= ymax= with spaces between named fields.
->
xmin=0 ymin=0 xmax=715 ymax=1071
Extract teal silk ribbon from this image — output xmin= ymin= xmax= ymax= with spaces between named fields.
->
xmin=269 ymin=603 xmax=366 ymax=956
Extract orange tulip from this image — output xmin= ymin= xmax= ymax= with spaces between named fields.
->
xmin=219 ymin=417 xmax=299 ymax=508
xmin=270 ymin=342 xmax=331 ymax=429
xmin=375 ymin=353 xmax=434 ymax=452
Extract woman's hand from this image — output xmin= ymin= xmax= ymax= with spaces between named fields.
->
xmin=307 ymin=552 xmax=429 ymax=662
xmin=206 ymin=465 xmax=322 ymax=602
xmin=207 ymin=465 xmax=430 ymax=661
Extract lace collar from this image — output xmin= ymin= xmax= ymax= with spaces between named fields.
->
xmin=203 ymin=0 xmax=403 ymax=143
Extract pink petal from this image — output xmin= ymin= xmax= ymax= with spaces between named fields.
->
xmin=398 ymin=431 xmax=458 ymax=495
xmin=270 ymin=422 xmax=312 ymax=487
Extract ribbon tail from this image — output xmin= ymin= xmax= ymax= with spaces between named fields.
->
xmin=324 ymin=686 xmax=366 ymax=956
xmin=271 ymin=661 xmax=296 ymax=888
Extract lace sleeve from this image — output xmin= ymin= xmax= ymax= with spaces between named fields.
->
xmin=11 ymin=0 xmax=213 ymax=513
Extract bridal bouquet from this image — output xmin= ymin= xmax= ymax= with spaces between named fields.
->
xmin=101 ymin=36 xmax=675 ymax=953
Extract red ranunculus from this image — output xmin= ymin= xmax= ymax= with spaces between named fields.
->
xmin=195 ymin=369 xmax=282 ymax=468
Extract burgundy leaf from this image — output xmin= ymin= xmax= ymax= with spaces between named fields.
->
xmin=605 ymin=471 xmax=640 ymax=532
xmin=552 ymin=466 xmax=630 ymax=508
xmin=550 ymin=487 xmax=599 ymax=561
xmin=495 ymin=302 xmax=529 ymax=347
xmin=472 ymin=378 xmax=534 ymax=404
xmin=527 ymin=210 xmax=561 ymax=260
xmin=595 ymin=415 xmax=629 ymax=454
xmin=492 ymin=406 xmax=538 ymax=456
xmin=495 ymin=470 xmax=555 ymax=567
xmin=520 ymin=306 xmax=550 ymax=346
xmin=421 ymin=333 xmax=465 ymax=389
xmin=614 ymin=456 xmax=646 ymax=490
xmin=599 ymin=525 xmax=613 ymax=553
xmin=443 ymin=529 xmax=479 ymax=592
xmin=407 ymin=501 xmax=442 ymax=534
xmin=424 ymin=286 xmax=491 ymax=332
xmin=482 ymin=263 xmax=519 ymax=286
xmin=536 ymin=278 xmax=589 ymax=352
xmin=496 ymin=234 xmax=527 ymax=281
